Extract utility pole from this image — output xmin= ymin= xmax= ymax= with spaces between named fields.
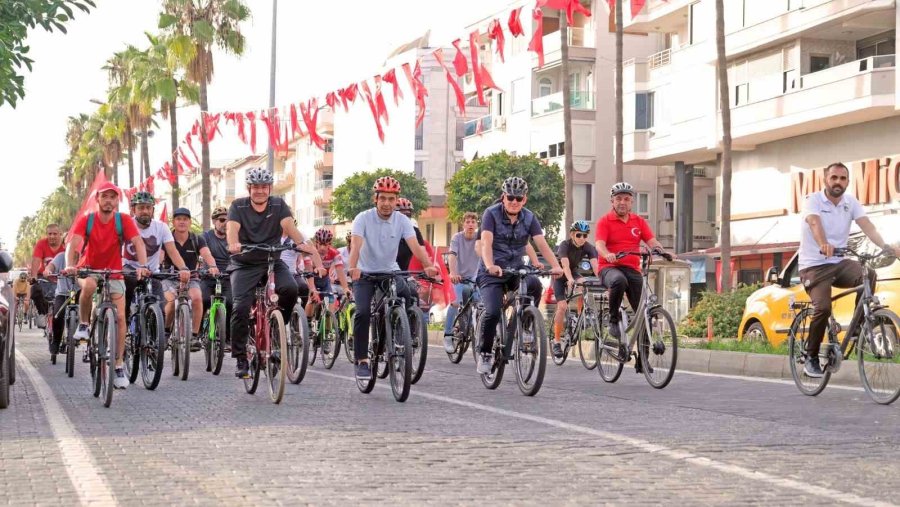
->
xmin=266 ymin=0 xmax=278 ymax=174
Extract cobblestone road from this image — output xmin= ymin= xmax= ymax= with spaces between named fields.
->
xmin=3 ymin=328 xmax=900 ymax=506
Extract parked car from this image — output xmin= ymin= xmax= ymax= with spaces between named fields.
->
xmin=738 ymin=234 xmax=900 ymax=346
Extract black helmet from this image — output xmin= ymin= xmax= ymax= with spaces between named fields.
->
xmin=501 ymin=176 xmax=528 ymax=197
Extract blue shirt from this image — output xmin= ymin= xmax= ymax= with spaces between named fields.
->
xmin=479 ymin=203 xmax=543 ymax=272
xmin=351 ymin=208 xmax=416 ymax=272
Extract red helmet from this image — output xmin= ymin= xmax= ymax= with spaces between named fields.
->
xmin=395 ymin=198 xmax=413 ymax=212
xmin=314 ymin=228 xmax=334 ymax=244
xmin=372 ymin=176 xmax=401 ymax=194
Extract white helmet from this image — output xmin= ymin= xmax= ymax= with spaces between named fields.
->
xmin=610 ymin=182 xmax=635 ymax=197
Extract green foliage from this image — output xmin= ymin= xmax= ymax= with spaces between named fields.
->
xmin=0 ymin=0 xmax=95 ymax=107
xmin=684 ymin=338 xmax=788 ymax=355
xmin=330 ymin=168 xmax=429 ymax=223
xmin=678 ymin=283 xmax=762 ymax=339
xmin=445 ymin=151 xmax=565 ymax=240
xmin=13 ymin=187 xmax=80 ymax=265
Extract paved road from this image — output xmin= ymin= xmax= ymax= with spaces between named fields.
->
xmin=3 ymin=328 xmax=900 ymax=506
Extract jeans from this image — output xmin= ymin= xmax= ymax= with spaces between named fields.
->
xmin=444 ymin=282 xmax=480 ymax=336
xmin=351 ymin=275 xmax=412 ymax=362
xmin=31 ymin=280 xmax=55 ymax=315
xmin=600 ymin=266 xmax=643 ymax=324
xmin=476 ymin=272 xmax=542 ymax=354
xmin=229 ymin=260 xmax=298 ymax=359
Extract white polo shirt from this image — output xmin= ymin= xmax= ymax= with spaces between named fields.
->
xmin=798 ymin=190 xmax=866 ymax=270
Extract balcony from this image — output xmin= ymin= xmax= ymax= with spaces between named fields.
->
xmin=657 ymin=220 xmax=718 ymax=243
xmin=313 ymin=216 xmax=333 ymax=227
xmin=531 ymin=91 xmax=594 ymax=117
xmin=625 ymin=0 xmax=690 ymax=34
xmin=415 ymin=136 xmax=423 ymax=150
xmin=273 ymin=170 xmax=294 ymax=191
xmin=537 ymin=27 xmax=595 ymax=66
xmin=463 ymin=114 xmax=493 ymax=137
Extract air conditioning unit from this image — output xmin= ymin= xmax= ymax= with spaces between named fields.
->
xmin=492 ymin=116 xmax=507 ymax=130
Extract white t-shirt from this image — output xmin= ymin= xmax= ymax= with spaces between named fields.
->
xmin=280 ymin=237 xmax=300 ymax=274
xmin=798 ymin=190 xmax=866 ymax=270
xmin=123 ymin=219 xmax=174 ymax=272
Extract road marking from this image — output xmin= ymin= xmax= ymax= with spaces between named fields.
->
xmin=309 ymin=368 xmax=893 ymax=507
xmin=16 ymin=350 xmax=117 ymax=506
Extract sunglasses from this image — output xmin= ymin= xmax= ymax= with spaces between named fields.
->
xmin=574 ymin=233 xmax=588 ymax=238
xmin=505 ymin=195 xmax=525 ymax=203
xmin=215 ymin=217 xmax=227 ymax=223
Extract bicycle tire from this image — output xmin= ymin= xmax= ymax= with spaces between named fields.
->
xmin=578 ymin=311 xmax=599 ymax=370
xmin=287 ymin=308 xmax=310 ymax=384
xmin=308 ymin=310 xmax=320 ymax=367
xmin=8 ymin=331 xmax=14 ymax=386
xmin=595 ymin=314 xmax=623 ymax=383
xmin=92 ymin=317 xmax=103 ymax=398
xmin=341 ymin=303 xmax=356 ymax=364
xmin=321 ymin=306 xmax=341 ymax=370
xmin=210 ymin=305 xmax=226 ymax=376
xmin=552 ymin=312 xmax=573 ymax=367
xmin=243 ymin=334 xmax=260 ymax=395
xmin=176 ymin=303 xmax=191 ymax=381
xmin=515 ymin=306 xmax=547 ymax=396
xmin=447 ymin=306 xmax=469 ymax=364
xmin=376 ymin=315 xmax=390 ymax=380
xmin=788 ymin=308 xmax=830 ymax=396
xmin=104 ymin=307 xmax=118 ymax=408
xmin=66 ymin=310 xmax=77 ymax=378
xmin=126 ymin=313 xmax=140 ymax=384
xmin=266 ymin=310 xmax=287 ymax=404
xmin=0 ymin=335 xmax=9 ymax=409
xmin=479 ymin=309 xmax=505 ymax=390
xmin=141 ymin=303 xmax=165 ymax=390
xmin=388 ymin=306 xmax=412 ymax=402
xmin=639 ymin=307 xmax=678 ymax=389
xmin=857 ymin=308 xmax=900 ymax=405
xmin=407 ymin=305 xmax=427 ymax=384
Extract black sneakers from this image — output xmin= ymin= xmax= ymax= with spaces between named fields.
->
xmin=235 ymin=358 xmax=250 ymax=379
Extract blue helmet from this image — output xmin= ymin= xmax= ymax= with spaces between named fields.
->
xmin=570 ymin=220 xmax=590 ymax=233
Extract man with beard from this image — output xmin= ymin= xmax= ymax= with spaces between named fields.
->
xmin=30 ymin=223 xmax=65 ymax=325
xmin=202 ymin=206 xmax=233 ymax=349
xmin=797 ymin=162 xmax=900 ymax=378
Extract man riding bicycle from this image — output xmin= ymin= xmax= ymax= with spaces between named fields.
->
xmin=347 ymin=176 xmax=438 ymax=380
xmin=64 ymin=182 xmax=150 ymax=390
xmin=798 ymin=162 xmax=900 ymax=378
xmin=443 ymin=211 xmax=480 ymax=353
xmin=226 ymin=167 xmax=325 ymax=379
xmin=13 ymin=272 xmax=28 ymax=315
xmin=202 ymin=206 xmax=233 ymax=350
xmin=30 ymin=223 xmax=65 ymax=326
xmin=551 ymin=220 xmax=600 ymax=358
xmin=303 ymin=228 xmax=351 ymax=318
xmin=476 ymin=176 xmax=563 ymax=375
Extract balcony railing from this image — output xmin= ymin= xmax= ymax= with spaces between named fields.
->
xmin=542 ymin=27 xmax=595 ymax=53
xmin=531 ymin=91 xmax=594 ymax=117
xmin=314 ymin=178 xmax=333 ymax=190
xmin=463 ymin=114 xmax=492 ymax=137
xmin=658 ymin=220 xmax=717 ymax=241
xmin=649 ymin=48 xmax=671 ymax=69
xmin=800 ymin=55 xmax=895 ymax=90
xmin=415 ymin=136 xmax=424 ymax=150
xmin=313 ymin=216 xmax=333 ymax=227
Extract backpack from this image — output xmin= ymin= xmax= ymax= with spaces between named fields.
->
xmin=81 ymin=212 xmax=124 ymax=256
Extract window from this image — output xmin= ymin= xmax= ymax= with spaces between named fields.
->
xmin=738 ymin=269 xmax=762 ymax=286
xmin=557 ymin=142 xmax=565 ymax=156
xmin=425 ymin=224 xmax=435 ymax=244
xmin=810 ymin=55 xmax=830 ymax=73
xmin=496 ymin=92 xmax=504 ymax=116
xmin=414 ymin=161 xmax=423 ymax=177
xmin=635 ymin=92 xmax=654 ymax=129
xmin=734 ymin=83 xmax=749 ymax=106
xmin=446 ymin=223 xmax=453 ymax=245
xmin=706 ymin=194 xmax=717 ymax=223
xmin=636 ymin=192 xmax=650 ymax=219
xmin=689 ymin=2 xmax=703 ymax=45
xmin=549 ymin=143 xmax=558 ymax=158
xmin=539 ymin=150 xmax=548 ymax=159
xmin=573 ymin=184 xmax=593 ymax=222
xmin=511 ymin=78 xmax=527 ymax=113
xmin=663 ymin=193 xmax=675 ymax=221
xmin=783 ymin=69 xmax=798 ymax=92
xmin=539 ymin=78 xmax=552 ymax=97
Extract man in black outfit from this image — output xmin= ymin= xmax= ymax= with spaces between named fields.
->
xmin=202 ymin=206 xmax=234 ymax=349
xmin=225 ymin=167 xmax=325 ymax=378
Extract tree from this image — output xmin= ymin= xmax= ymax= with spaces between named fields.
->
xmin=614 ymin=0 xmax=624 ymax=182
xmin=331 ymin=168 xmax=429 ymax=223
xmin=715 ymin=0 xmax=733 ymax=291
xmin=160 ymin=0 xmax=251 ymax=229
xmin=13 ymin=187 xmax=79 ymax=265
xmin=106 ymin=47 xmax=150 ymax=187
xmin=0 ymin=0 xmax=95 ymax=108
xmin=560 ymin=9 xmax=574 ymax=227
xmin=446 ymin=152 xmax=565 ymax=242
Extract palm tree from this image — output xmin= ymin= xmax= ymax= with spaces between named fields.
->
xmin=560 ymin=9 xmax=575 ymax=228
xmin=160 ymin=0 xmax=250 ymax=228
xmin=715 ymin=0 xmax=733 ymax=291
xmin=105 ymin=48 xmax=145 ymax=188
xmin=615 ymin=0 xmax=623 ymax=182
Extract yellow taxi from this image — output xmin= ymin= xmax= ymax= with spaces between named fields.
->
xmin=738 ymin=235 xmax=900 ymax=346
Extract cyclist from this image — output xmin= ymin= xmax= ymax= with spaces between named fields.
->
xmin=595 ymin=182 xmax=673 ymax=371
xmin=347 ymin=176 xmax=438 ymax=380
xmin=226 ymin=167 xmax=325 ymax=379
xmin=476 ymin=176 xmax=563 ymax=374
xmin=303 ymin=228 xmax=351 ymax=317
xmin=280 ymin=225 xmax=311 ymax=308
xmin=337 ymin=230 xmax=352 ymax=268
xmin=443 ymin=211 xmax=480 ymax=353
xmin=551 ymin=220 xmax=600 ymax=358
xmin=64 ymin=182 xmax=150 ymax=390
xmin=797 ymin=162 xmax=900 ymax=378
xmin=202 ymin=206 xmax=234 ymax=350
xmin=13 ymin=272 xmax=29 ymax=314
xmin=395 ymin=198 xmax=432 ymax=271
xmin=30 ymin=223 xmax=65 ymax=326
xmin=161 ymin=207 xmax=220 ymax=351
xmin=44 ymin=251 xmax=78 ymax=356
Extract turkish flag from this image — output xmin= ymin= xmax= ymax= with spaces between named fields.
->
xmin=488 ymin=19 xmax=506 ymax=63
xmin=433 ymin=49 xmax=466 ymax=117
xmin=508 ymin=6 xmax=525 ymax=37
xmin=470 ymin=30 xmax=486 ymax=106
xmin=528 ymin=7 xmax=545 ymax=68
xmin=451 ymin=39 xmax=468 ymax=76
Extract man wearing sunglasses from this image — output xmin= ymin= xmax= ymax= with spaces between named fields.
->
xmin=202 ymin=206 xmax=234 ymax=350
xmin=476 ymin=176 xmax=563 ymax=375
xmin=551 ymin=220 xmax=600 ymax=358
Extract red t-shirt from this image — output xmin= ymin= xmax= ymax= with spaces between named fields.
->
xmin=32 ymin=238 xmax=65 ymax=275
xmin=304 ymin=247 xmax=344 ymax=273
xmin=72 ymin=212 xmax=140 ymax=276
xmin=595 ymin=210 xmax=655 ymax=272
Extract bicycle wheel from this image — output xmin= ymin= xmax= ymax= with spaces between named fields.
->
xmin=8 ymin=330 xmax=14 ymax=386
xmin=407 ymin=305 xmax=427 ymax=384
xmin=266 ymin=310 xmax=287 ymax=404
xmin=857 ymin=308 xmax=900 ymax=405
xmin=388 ymin=306 xmax=412 ymax=402
xmin=308 ymin=311 xmax=320 ymax=367
xmin=140 ymin=303 xmax=165 ymax=390
xmin=244 ymin=334 xmax=261 ymax=394
xmin=448 ymin=307 xmax=470 ymax=364
xmin=341 ymin=303 xmax=356 ymax=364
xmin=91 ymin=318 xmax=104 ymax=398
xmin=552 ymin=312 xmax=573 ymax=367
xmin=124 ymin=315 xmax=137 ymax=384
xmin=287 ymin=308 xmax=310 ymax=384
xmin=788 ymin=308 xmax=830 ymax=396
xmin=595 ymin=313 xmax=623 ymax=383
xmin=321 ymin=306 xmax=341 ymax=370
xmin=0 ymin=336 xmax=9 ymax=409
xmin=209 ymin=305 xmax=226 ymax=376
xmin=65 ymin=310 xmax=77 ymax=378
xmin=515 ymin=306 xmax=547 ymax=396
xmin=578 ymin=312 xmax=599 ymax=370
xmin=639 ymin=307 xmax=678 ymax=389
xmin=176 ymin=302 xmax=191 ymax=381
xmin=376 ymin=317 xmax=390 ymax=380
xmin=479 ymin=310 xmax=505 ymax=390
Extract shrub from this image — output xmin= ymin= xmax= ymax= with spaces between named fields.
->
xmin=678 ymin=283 xmax=761 ymax=339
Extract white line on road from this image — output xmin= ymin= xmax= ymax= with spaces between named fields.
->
xmin=309 ymin=368 xmax=894 ymax=507
xmin=16 ymin=350 xmax=117 ymax=506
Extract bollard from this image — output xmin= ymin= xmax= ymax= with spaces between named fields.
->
xmin=707 ymin=315 xmax=714 ymax=342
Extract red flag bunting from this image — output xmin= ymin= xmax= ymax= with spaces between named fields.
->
xmin=204 ymin=112 xmax=222 ymax=143
xmin=382 ymin=69 xmax=403 ymax=106
xmin=434 ymin=48 xmax=466 ymax=117
xmin=178 ymin=147 xmax=195 ymax=171
xmin=539 ymin=0 xmax=592 ymax=25
xmin=325 ymin=91 xmax=338 ymax=111
xmin=528 ymin=7 xmax=545 ymax=68
xmin=508 ymin=6 xmax=525 ymax=37
xmin=246 ymin=111 xmax=258 ymax=153
xmin=290 ymin=104 xmax=301 ymax=137
xmin=299 ymin=99 xmax=327 ymax=149
xmin=374 ymin=75 xmax=390 ymax=127
xmin=158 ymin=202 xmax=168 ymax=224
xmin=360 ymin=80 xmax=385 ymax=143
xmin=402 ymin=61 xmax=428 ymax=129
xmin=184 ymin=132 xmax=201 ymax=165
xmin=450 ymin=39 xmax=468 ymax=76
xmin=470 ymin=30 xmax=486 ymax=106
xmin=260 ymin=109 xmax=280 ymax=152
xmin=488 ymin=19 xmax=506 ymax=63
xmin=338 ymin=84 xmax=358 ymax=112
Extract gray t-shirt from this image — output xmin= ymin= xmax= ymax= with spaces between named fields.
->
xmin=351 ymin=208 xmax=416 ymax=272
xmin=450 ymin=232 xmax=479 ymax=280
xmin=50 ymin=253 xmax=74 ymax=297
xmin=123 ymin=219 xmax=174 ymax=272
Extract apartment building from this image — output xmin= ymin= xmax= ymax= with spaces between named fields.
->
xmin=291 ymin=112 xmax=335 ymax=239
xmin=623 ymin=0 xmax=900 ymax=288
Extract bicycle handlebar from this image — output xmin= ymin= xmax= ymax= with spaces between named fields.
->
xmin=235 ymin=243 xmax=296 ymax=256
xmin=616 ymin=249 xmax=673 ymax=262
xmin=829 ymin=247 xmax=895 ymax=261
xmin=500 ymin=266 xmax=554 ymax=277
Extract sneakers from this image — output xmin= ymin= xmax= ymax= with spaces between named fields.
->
xmin=74 ymin=323 xmax=89 ymax=342
xmin=224 ymin=340 xmax=232 ymax=353
xmin=443 ymin=334 xmax=455 ymax=353
xmin=477 ymin=353 xmax=493 ymax=374
xmin=113 ymin=368 xmax=128 ymax=389
xmin=190 ymin=334 xmax=202 ymax=352
xmin=804 ymin=357 xmax=824 ymax=378
xmin=608 ymin=322 xmax=621 ymax=340
xmin=356 ymin=362 xmax=372 ymax=380
xmin=552 ymin=342 xmax=563 ymax=358
xmin=49 ymin=340 xmax=59 ymax=355
xmin=235 ymin=358 xmax=250 ymax=379
xmin=634 ymin=355 xmax=654 ymax=374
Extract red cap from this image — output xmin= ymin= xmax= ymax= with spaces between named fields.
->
xmin=95 ymin=182 xmax=121 ymax=198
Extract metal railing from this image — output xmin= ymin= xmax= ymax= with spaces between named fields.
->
xmin=314 ymin=179 xmax=333 ymax=190
xmin=531 ymin=91 xmax=594 ymax=117
xmin=463 ymin=114 xmax=492 ymax=137
xmin=800 ymin=55 xmax=895 ymax=90
xmin=313 ymin=216 xmax=333 ymax=227
xmin=649 ymin=48 xmax=671 ymax=69
xmin=415 ymin=136 xmax=424 ymax=150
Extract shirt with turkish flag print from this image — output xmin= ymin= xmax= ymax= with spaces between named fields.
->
xmin=72 ymin=212 xmax=140 ymax=277
xmin=32 ymin=238 xmax=65 ymax=275
xmin=595 ymin=210 xmax=655 ymax=272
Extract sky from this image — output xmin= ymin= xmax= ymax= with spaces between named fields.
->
xmin=0 ymin=0 xmax=516 ymax=252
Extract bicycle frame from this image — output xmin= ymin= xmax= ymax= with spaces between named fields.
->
xmin=612 ymin=251 xmax=666 ymax=359
xmin=250 ymin=257 xmax=279 ymax=359
xmin=207 ymin=277 xmax=226 ymax=342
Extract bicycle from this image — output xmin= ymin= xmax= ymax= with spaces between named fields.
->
xmin=594 ymin=249 xmax=678 ymax=389
xmin=787 ymin=247 xmax=900 ymax=404
xmin=553 ymin=278 xmax=604 ymax=370
xmin=446 ymin=279 xmax=479 ymax=364
xmin=474 ymin=267 xmax=551 ymax=396
xmin=77 ymin=269 xmax=123 ymax=408
xmin=199 ymin=272 xmax=227 ymax=376
xmin=404 ymin=273 xmax=437 ymax=384
xmin=356 ymin=272 xmax=414 ymax=402
xmin=122 ymin=274 xmax=166 ymax=389
xmin=337 ymin=292 xmax=356 ymax=364
xmin=15 ymin=295 xmax=25 ymax=332
xmin=286 ymin=299 xmax=311 ymax=385
xmin=238 ymin=244 xmax=290 ymax=404
xmin=156 ymin=271 xmax=194 ymax=381
xmin=300 ymin=271 xmax=342 ymax=370
xmin=54 ymin=277 xmax=80 ymax=377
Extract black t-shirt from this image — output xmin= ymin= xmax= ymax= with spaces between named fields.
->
xmin=202 ymin=229 xmax=229 ymax=272
xmin=556 ymin=239 xmax=598 ymax=277
xmin=396 ymin=226 xmax=425 ymax=271
xmin=228 ymin=196 xmax=293 ymax=265
xmin=163 ymin=232 xmax=207 ymax=271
